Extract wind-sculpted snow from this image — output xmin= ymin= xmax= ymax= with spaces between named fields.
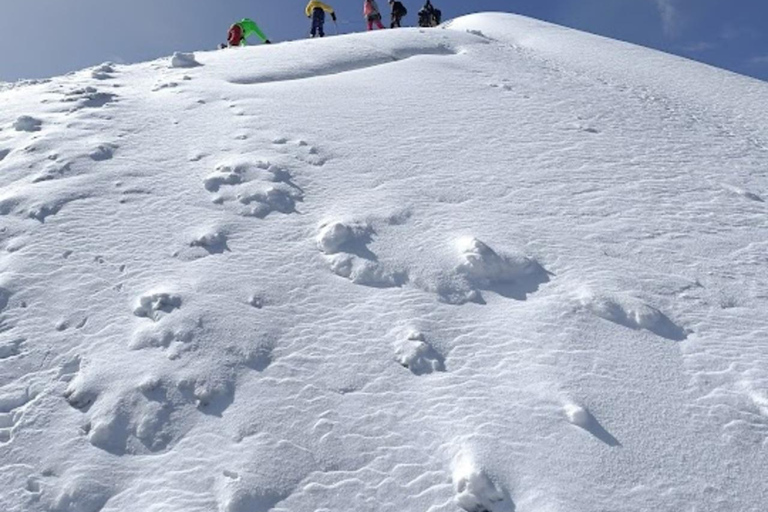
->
xmin=580 ymin=292 xmax=688 ymax=341
xmin=0 ymin=12 xmax=767 ymax=512
xmin=220 ymin=30 xmax=467 ymax=86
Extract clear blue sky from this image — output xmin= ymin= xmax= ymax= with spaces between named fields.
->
xmin=1 ymin=0 xmax=767 ymax=82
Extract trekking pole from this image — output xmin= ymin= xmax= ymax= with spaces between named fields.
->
xmin=334 ymin=20 xmax=339 ymax=35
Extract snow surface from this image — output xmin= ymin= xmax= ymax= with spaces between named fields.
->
xmin=1 ymin=12 xmax=768 ymax=512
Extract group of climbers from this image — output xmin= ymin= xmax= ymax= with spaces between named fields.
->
xmin=224 ymin=1 xmax=442 ymax=47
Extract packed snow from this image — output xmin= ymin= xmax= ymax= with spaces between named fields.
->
xmin=1 ymin=12 xmax=767 ymax=512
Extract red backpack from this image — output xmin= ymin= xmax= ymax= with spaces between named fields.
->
xmin=227 ymin=24 xmax=243 ymax=46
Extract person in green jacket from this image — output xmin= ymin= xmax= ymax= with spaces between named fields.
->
xmin=227 ymin=18 xmax=271 ymax=47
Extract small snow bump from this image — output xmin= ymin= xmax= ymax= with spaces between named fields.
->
xmin=13 ymin=116 xmax=42 ymax=132
xmin=317 ymin=222 xmax=355 ymax=255
xmin=564 ymin=403 xmax=591 ymax=428
xmin=395 ymin=332 xmax=445 ymax=375
xmin=89 ymin=144 xmax=116 ymax=161
xmin=190 ymin=231 xmax=229 ymax=254
xmin=171 ymin=52 xmax=202 ymax=69
xmin=133 ymin=292 xmax=182 ymax=321
xmin=581 ymin=292 xmax=688 ymax=341
xmin=453 ymin=453 xmax=512 ymax=512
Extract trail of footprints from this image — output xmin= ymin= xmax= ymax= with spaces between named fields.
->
xmin=1 ymin=63 xmax=121 ymax=223
xmin=0 ymin=53 xmax=696 ymax=510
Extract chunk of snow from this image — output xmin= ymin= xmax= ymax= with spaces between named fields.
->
xmin=13 ymin=116 xmax=42 ymax=132
xmin=171 ymin=52 xmax=201 ymax=68
xmin=317 ymin=222 xmax=355 ymax=255
xmin=133 ymin=292 xmax=182 ymax=321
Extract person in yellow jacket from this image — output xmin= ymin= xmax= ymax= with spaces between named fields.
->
xmin=306 ymin=1 xmax=337 ymax=38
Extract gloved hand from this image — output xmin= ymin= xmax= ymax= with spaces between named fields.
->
xmin=265 ymin=39 xmax=272 ymax=44
xmin=331 ymin=13 xmax=337 ymax=22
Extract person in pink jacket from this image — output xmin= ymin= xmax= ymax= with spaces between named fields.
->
xmin=364 ymin=0 xmax=386 ymax=30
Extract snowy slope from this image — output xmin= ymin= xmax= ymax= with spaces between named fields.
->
xmin=1 ymin=12 xmax=767 ymax=512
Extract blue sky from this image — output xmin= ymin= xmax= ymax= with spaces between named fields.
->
xmin=1 ymin=0 xmax=767 ymax=82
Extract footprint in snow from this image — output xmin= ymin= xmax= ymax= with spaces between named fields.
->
xmin=152 ymin=81 xmax=179 ymax=92
xmin=173 ymin=230 xmax=230 ymax=260
xmin=0 ymin=382 xmax=39 ymax=446
xmin=89 ymin=144 xmax=117 ymax=161
xmin=395 ymin=331 xmax=445 ymax=375
xmin=274 ymin=138 xmax=327 ymax=167
xmin=489 ymin=83 xmax=513 ymax=91
xmin=0 ymin=338 xmax=25 ymax=361
xmin=61 ymin=87 xmax=117 ymax=110
xmin=430 ymin=237 xmax=550 ymax=305
xmin=317 ymin=220 xmax=408 ymax=288
xmin=579 ymin=291 xmax=688 ymax=341
xmin=205 ymin=160 xmax=303 ymax=219
xmin=453 ymin=452 xmax=515 ymax=512
xmin=133 ymin=292 xmax=182 ymax=322
xmin=91 ymin=62 xmax=116 ymax=80
xmin=84 ymin=375 xmax=232 ymax=455
xmin=721 ymin=184 xmax=763 ymax=203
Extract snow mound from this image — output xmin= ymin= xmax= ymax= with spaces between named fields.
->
xmin=395 ymin=331 xmax=446 ymax=375
xmin=426 ymin=237 xmax=549 ymax=304
xmin=453 ymin=453 xmax=513 ymax=512
xmin=316 ymin=221 xmax=363 ymax=255
xmin=190 ymin=230 xmax=229 ymax=254
xmin=170 ymin=52 xmax=201 ymax=69
xmin=317 ymin=220 xmax=407 ymax=287
xmin=133 ymin=292 xmax=182 ymax=321
xmin=91 ymin=62 xmax=116 ymax=80
xmin=580 ymin=292 xmax=688 ymax=341
xmin=12 ymin=115 xmax=42 ymax=132
xmin=457 ymin=237 xmax=547 ymax=287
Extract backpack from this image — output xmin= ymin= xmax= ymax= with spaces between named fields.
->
xmin=228 ymin=24 xmax=243 ymax=46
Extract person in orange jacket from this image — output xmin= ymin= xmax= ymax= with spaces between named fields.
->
xmin=306 ymin=1 xmax=337 ymax=38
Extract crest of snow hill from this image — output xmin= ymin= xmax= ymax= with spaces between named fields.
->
xmin=1 ymin=12 xmax=768 ymax=512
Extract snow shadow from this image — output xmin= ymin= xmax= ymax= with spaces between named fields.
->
xmin=566 ymin=404 xmax=621 ymax=447
xmin=191 ymin=232 xmax=230 ymax=255
xmin=481 ymin=261 xmax=551 ymax=302
xmin=591 ymin=298 xmax=688 ymax=341
xmin=444 ymin=239 xmax=551 ymax=305
xmin=228 ymin=45 xmax=456 ymax=86
xmin=334 ymin=229 xmax=378 ymax=262
xmin=582 ymin=415 xmax=621 ymax=447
